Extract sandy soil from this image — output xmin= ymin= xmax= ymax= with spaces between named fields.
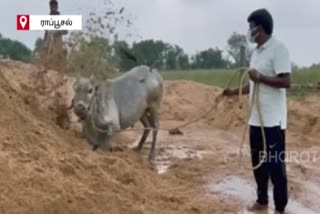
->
xmin=0 ymin=59 xmax=319 ymax=214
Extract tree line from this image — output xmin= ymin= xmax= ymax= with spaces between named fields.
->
xmin=0 ymin=33 xmax=33 ymax=63
xmin=113 ymin=32 xmax=250 ymax=71
xmin=0 ymin=32 xmax=312 ymax=72
xmin=0 ymin=32 xmax=250 ymax=70
xmin=113 ymin=39 xmax=232 ymax=71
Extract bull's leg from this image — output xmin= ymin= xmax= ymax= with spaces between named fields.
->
xmin=134 ymin=113 xmax=151 ymax=152
xmin=91 ymin=136 xmax=103 ymax=151
xmin=91 ymin=133 xmax=110 ymax=151
xmin=147 ymin=107 xmax=160 ymax=163
xmin=80 ymin=125 xmax=86 ymax=138
xmin=88 ymin=135 xmax=100 ymax=151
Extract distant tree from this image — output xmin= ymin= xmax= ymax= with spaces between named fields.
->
xmin=227 ymin=32 xmax=248 ymax=66
xmin=164 ymin=45 xmax=176 ymax=70
xmin=66 ymin=36 xmax=117 ymax=78
xmin=128 ymin=40 xmax=190 ymax=70
xmin=164 ymin=44 xmax=190 ymax=70
xmin=291 ymin=62 xmax=299 ymax=71
xmin=113 ymin=38 xmax=243 ymax=71
xmin=34 ymin=37 xmax=44 ymax=52
xmin=131 ymin=39 xmax=168 ymax=68
xmin=177 ymin=53 xmax=190 ymax=70
xmin=308 ymin=63 xmax=320 ymax=70
xmin=191 ymin=47 xmax=228 ymax=69
xmin=0 ymin=36 xmax=32 ymax=63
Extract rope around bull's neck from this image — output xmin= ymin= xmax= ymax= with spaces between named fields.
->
xmin=89 ymin=67 xmax=267 ymax=171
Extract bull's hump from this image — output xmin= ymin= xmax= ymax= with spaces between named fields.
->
xmin=116 ymin=69 xmax=150 ymax=83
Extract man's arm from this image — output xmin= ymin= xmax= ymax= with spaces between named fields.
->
xmin=260 ymin=73 xmax=291 ymax=88
xmin=249 ymin=43 xmax=292 ymax=89
xmin=223 ymin=83 xmax=250 ymax=96
xmin=263 ymin=43 xmax=291 ymax=88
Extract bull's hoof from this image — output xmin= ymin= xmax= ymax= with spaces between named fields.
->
xmin=133 ymin=146 xmax=142 ymax=153
xmin=113 ymin=146 xmax=125 ymax=152
xmin=148 ymin=155 xmax=156 ymax=166
xmin=168 ymin=128 xmax=183 ymax=135
xmin=147 ymin=158 xmax=156 ymax=170
xmin=92 ymin=145 xmax=99 ymax=151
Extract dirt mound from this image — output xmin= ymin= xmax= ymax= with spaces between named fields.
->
xmin=0 ymin=60 xmax=225 ymax=214
xmin=0 ymin=59 xmax=319 ymax=214
xmin=161 ymin=80 xmax=320 ymax=136
xmin=0 ymin=59 xmax=79 ymax=130
xmin=161 ymin=80 xmax=220 ymax=121
xmin=161 ymin=80 xmax=247 ymax=129
xmin=288 ymin=96 xmax=320 ymax=137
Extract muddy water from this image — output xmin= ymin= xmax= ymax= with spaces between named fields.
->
xmin=127 ymin=126 xmax=320 ymax=214
xmin=128 ymin=128 xmax=216 ymax=174
xmin=206 ymin=176 xmax=320 ymax=214
xmin=129 ymin=138 xmax=211 ymax=174
xmin=152 ymin=128 xmax=241 ymax=174
xmin=155 ymin=144 xmax=211 ymax=174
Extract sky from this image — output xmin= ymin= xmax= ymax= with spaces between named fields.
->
xmin=0 ymin=0 xmax=319 ymax=67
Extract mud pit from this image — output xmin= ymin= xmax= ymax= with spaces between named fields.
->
xmin=0 ymin=59 xmax=320 ymax=213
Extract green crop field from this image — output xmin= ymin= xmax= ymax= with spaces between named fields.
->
xmin=161 ymin=68 xmax=320 ymax=86
xmin=161 ymin=68 xmax=320 ymax=97
xmin=161 ymin=69 xmax=243 ymax=88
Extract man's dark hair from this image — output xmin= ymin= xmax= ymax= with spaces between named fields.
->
xmin=247 ymin=8 xmax=273 ymax=35
xmin=50 ymin=0 xmax=58 ymax=6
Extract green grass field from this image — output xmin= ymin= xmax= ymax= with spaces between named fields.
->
xmin=161 ymin=68 xmax=320 ymax=97
xmin=161 ymin=69 xmax=244 ymax=88
xmin=113 ymin=69 xmax=237 ymax=87
xmin=290 ymin=67 xmax=320 ymax=85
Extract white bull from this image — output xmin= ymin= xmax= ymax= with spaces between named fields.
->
xmin=71 ymin=65 xmax=164 ymax=162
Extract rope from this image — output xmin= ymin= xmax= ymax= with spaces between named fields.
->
xmin=87 ymin=67 xmax=267 ymax=170
xmin=90 ymin=68 xmax=240 ymax=134
xmin=238 ymin=69 xmax=267 ymax=171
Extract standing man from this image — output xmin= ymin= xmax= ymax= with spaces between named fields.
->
xmin=223 ymin=8 xmax=291 ymax=214
xmin=41 ymin=0 xmax=68 ymax=72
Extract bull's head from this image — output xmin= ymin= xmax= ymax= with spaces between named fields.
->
xmin=91 ymin=79 xmax=115 ymax=132
xmin=72 ymin=74 xmax=98 ymax=120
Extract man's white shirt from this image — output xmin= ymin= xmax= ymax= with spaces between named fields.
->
xmin=248 ymin=36 xmax=291 ymax=130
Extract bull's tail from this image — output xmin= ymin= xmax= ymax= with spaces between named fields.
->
xmin=118 ymin=46 xmax=138 ymax=63
xmin=118 ymin=46 xmax=161 ymax=72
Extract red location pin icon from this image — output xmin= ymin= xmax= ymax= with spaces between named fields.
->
xmin=20 ymin=16 xmax=27 ymax=28
xmin=17 ymin=15 xmax=29 ymax=30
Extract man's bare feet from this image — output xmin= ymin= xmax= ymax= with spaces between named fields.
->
xmin=247 ymin=201 xmax=268 ymax=212
xmin=274 ymin=211 xmax=285 ymax=214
